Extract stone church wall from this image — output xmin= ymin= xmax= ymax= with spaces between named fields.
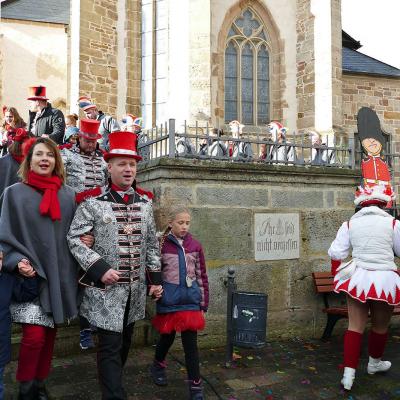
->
xmin=138 ymin=158 xmax=361 ymax=343
xmin=78 ymin=0 xmax=141 ymax=118
xmin=342 ymin=74 xmax=400 ymax=140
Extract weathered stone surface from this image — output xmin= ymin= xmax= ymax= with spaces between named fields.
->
xmin=190 ymin=207 xmax=253 ymax=260
xmin=302 ymin=209 xmax=352 ymax=254
xmin=325 ymin=191 xmax=334 ymax=208
xmin=271 ymin=190 xmax=324 ymax=208
xmin=336 ymin=188 xmax=355 ymax=208
xmin=197 ymin=186 xmax=269 ymax=207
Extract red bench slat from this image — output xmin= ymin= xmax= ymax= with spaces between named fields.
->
xmin=316 ymin=285 xmax=335 ymax=293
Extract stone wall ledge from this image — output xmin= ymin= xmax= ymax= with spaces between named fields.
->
xmin=138 ymin=157 xmax=360 ymax=186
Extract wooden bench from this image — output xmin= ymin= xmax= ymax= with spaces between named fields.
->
xmin=312 ymin=271 xmax=400 ymax=340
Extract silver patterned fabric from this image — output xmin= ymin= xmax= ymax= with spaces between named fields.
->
xmin=67 ymin=190 xmax=161 ymax=332
xmin=10 ymin=300 xmax=54 ymax=328
xmin=61 ymin=145 xmax=108 ymax=193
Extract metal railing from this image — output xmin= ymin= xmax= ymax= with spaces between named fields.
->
xmin=138 ymin=119 xmax=357 ymax=167
xmin=137 ymin=119 xmax=400 ymax=184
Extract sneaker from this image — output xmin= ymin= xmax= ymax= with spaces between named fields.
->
xmin=150 ymin=360 xmax=168 ymax=386
xmin=367 ymin=358 xmax=391 ymax=375
xmin=79 ymin=329 xmax=95 ymax=350
xmin=189 ymin=380 xmax=204 ymax=400
xmin=341 ymin=367 xmax=355 ymax=391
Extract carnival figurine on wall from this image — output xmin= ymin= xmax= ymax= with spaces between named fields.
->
xmin=357 ymin=107 xmax=391 ymax=188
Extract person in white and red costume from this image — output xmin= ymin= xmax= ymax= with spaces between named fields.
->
xmin=328 ymin=180 xmax=400 ymax=390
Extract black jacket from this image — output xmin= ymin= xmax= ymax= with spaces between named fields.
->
xmin=28 ymin=103 xmax=65 ymax=144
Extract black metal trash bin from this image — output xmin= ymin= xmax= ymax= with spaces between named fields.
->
xmin=231 ymin=291 xmax=268 ymax=348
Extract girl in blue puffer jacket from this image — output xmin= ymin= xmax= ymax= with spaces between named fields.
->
xmin=150 ymin=205 xmax=209 ymax=400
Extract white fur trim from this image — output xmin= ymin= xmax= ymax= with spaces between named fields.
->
xmin=354 ymin=192 xmax=391 ymax=206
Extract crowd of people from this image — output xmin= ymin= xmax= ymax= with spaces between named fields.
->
xmin=0 ymin=86 xmax=209 ymax=400
xmin=0 ymin=85 xmax=397 ymax=399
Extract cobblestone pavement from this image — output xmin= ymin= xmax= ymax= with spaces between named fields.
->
xmin=4 ymin=329 xmax=400 ymax=399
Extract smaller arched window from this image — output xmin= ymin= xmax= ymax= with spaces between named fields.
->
xmin=224 ymin=8 xmax=270 ymax=125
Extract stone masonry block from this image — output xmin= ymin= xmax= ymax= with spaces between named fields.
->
xmin=271 ymin=190 xmax=324 ymax=208
xmin=302 ymin=209 xmax=353 ymax=253
xmin=190 ymin=207 xmax=253 ymax=260
xmin=196 ymin=186 xmax=269 ymax=207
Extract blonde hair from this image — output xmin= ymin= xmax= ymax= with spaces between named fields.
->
xmin=160 ymin=204 xmax=191 ymax=249
xmin=66 ymin=113 xmax=78 ymax=126
xmin=19 ymin=137 xmax=65 ymax=183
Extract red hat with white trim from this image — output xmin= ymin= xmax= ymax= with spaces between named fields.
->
xmin=103 ymin=131 xmax=142 ymax=162
xmin=79 ymin=119 xmax=102 ymax=140
xmin=27 ymin=86 xmax=48 ymax=101
xmin=354 ymin=184 xmax=395 ymax=207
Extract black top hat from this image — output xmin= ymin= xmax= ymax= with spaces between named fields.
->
xmin=357 ymin=107 xmax=385 ymax=144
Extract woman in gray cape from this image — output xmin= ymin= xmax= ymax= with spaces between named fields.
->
xmin=0 ymin=138 xmax=79 ymax=400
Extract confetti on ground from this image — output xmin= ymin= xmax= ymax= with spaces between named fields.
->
xmin=301 ymin=379 xmax=311 ymax=385
xmin=276 ymin=370 xmax=285 ymax=374
xmin=308 ymin=366 xmax=316 ymax=371
xmin=232 ymin=353 xmax=242 ymax=360
xmin=247 ymin=356 xmax=254 ymax=360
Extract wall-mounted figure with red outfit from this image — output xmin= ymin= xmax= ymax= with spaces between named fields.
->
xmin=328 ymin=109 xmax=399 ymax=392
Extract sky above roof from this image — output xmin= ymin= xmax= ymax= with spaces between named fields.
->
xmin=342 ymin=0 xmax=400 ymax=69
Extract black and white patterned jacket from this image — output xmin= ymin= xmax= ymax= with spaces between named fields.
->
xmin=61 ymin=144 xmax=108 ymax=193
xmin=67 ymin=187 xmax=161 ymax=332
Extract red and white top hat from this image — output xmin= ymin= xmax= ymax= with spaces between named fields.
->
xmin=27 ymin=86 xmax=48 ymax=101
xmin=103 ymin=131 xmax=142 ymax=162
xmin=79 ymin=119 xmax=101 ymax=140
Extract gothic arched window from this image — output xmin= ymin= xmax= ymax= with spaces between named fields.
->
xmin=225 ymin=9 xmax=270 ymax=125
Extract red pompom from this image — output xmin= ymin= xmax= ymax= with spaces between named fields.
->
xmin=2 ymin=105 xmax=7 ymax=116
xmin=22 ymin=137 xmax=37 ymax=158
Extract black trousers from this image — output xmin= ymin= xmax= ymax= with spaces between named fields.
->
xmin=96 ymin=294 xmax=135 ymax=400
xmin=155 ymin=330 xmax=200 ymax=381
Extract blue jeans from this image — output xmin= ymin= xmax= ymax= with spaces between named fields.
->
xmin=0 ymin=365 xmax=4 ymax=400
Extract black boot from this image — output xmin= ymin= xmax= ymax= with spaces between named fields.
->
xmin=18 ymin=380 xmax=37 ymax=400
xmin=150 ymin=360 xmax=168 ymax=386
xmin=188 ymin=380 xmax=204 ymax=400
xmin=36 ymin=380 xmax=51 ymax=400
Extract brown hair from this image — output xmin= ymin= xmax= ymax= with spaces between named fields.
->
xmin=18 ymin=137 xmax=65 ymax=183
xmin=2 ymin=106 xmax=26 ymax=129
xmin=65 ymin=113 xmax=78 ymax=126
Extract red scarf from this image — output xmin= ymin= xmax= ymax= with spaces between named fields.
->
xmin=27 ymin=171 xmax=62 ymax=221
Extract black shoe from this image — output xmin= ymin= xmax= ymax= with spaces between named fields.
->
xmin=36 ymin=380 xmax=51 ymax=400
xmin=150 ymin=360 xmax=168 ymax=386
xmin=188 ymin=380 xmax=204 ymax=400
xmin=18 ymin=380 xmax=37 ymax=400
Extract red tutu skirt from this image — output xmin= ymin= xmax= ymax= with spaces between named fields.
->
xmin=152 ymin=311 xmax=205 ymax=334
